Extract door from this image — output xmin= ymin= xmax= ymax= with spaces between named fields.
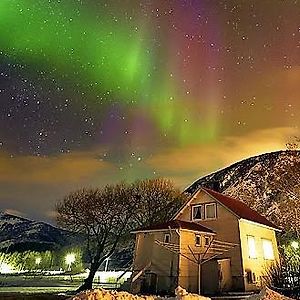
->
xmin=141 ymin=272 xmax=157 ymax=294
xmin=218 ymin=259 xmax=232 ymax=292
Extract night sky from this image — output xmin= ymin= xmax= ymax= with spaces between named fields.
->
xmin=0 ymin=0 xmax=299 ymax=222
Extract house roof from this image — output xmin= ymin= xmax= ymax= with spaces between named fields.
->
xmin=132 ymin=219 xmax=215 ymax=234
xmin=202 ymin=188 xmax=280 ymax=230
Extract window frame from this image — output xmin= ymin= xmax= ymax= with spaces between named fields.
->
xmin=246 ymin=270 xmax=256 ymax=284
xmin=195 ymin=234 xmax=201 ymax=247
xmin=205 ymin=202 xmax=217 ymax=219
xmin=247 ymin=235 xmax=257 ymax=259
xmin=164 ymin=233 xmax=171 ymax=244
xmin=192 ymin=204 xmax=203 ymax=221
xmin=204 ymin=236 xmax=211 ymax=246
xmin=261 ymin=238 xmax=274 ymax=260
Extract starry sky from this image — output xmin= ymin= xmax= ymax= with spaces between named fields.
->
xmin=0 ymin=0 xmax=299 ymax=222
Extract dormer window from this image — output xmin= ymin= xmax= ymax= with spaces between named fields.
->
xmin=205 ymin=203 xmax=217 ymax=219
xmin=192 ymin=205 xmax=203 ymax=220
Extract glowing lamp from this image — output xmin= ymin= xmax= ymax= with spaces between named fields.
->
xmin=35 ymin=257 xmax=41 ymax=265
xmin=0 ymin=262 xmax=13 ymax=274
xmin=65 ymin=253 xmax=76 ymax=265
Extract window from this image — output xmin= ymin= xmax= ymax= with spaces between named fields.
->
xmin=262 ymin=239 xmax=274 ymax=260
xmin=164 ymin=233 xmax=170 ymax=243
xmin=195 ymin=235 xmax=201 ymax=246
xmin=204 ymin=236 xmax=210 ymax=246
xmin=246 ymin=270 xmax=256 ymax=284
xmin=192 ymin=205 xmax=202 ymax=220
xmin=247 ymin=236 xmax=256 ymax=259
xmin=205 ymin=203 xmax=216 ymax=219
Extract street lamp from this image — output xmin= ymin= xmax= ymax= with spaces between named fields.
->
xmin=65 ymin=253 xmax=76 ymax=271
xmin=104 ymin=257 xmax=110 ymax=272
xmin=0 ymin=262 xmax=13 ymax=274
xmin=35 ymin=257 xmax=41 ymax=266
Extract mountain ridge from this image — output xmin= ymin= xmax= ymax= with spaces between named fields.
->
xmin=0 ymin=211 xmax=79 ymax=252
xmin=185 ymin=150 xmax=300 ymax=236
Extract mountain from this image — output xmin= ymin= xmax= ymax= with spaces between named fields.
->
xmin=185 ymin=150 xmax=300 ymax=236
xmin=0 ymin=212 xmax=79 ymax=252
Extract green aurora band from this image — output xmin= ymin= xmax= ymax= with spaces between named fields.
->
xmin=0 ymin=0 xmax=218 ymax=145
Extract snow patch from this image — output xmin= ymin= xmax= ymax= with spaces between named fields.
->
xmin=69 ymin=287 xmax=211 ymax=300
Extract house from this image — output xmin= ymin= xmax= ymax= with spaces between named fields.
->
xmin=131 ymin=188 xmax=280 ymax=295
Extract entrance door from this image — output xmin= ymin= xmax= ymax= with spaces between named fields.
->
xmin=141 ymin=272 xmax=157 ymax=294
xmin=217 ymin=259 xmax=232 ymax=292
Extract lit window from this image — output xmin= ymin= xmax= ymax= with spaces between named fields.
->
xmin=192 ymin=205 xmax=202 ymax=220
xmin=164 ymin=234 xmax=170 ymax=243
xmin=195 ymin=235 xmax=201 ymax=246
xmin=247 ymin=236 xmax=256 ymax=258
xmin=205 ymin=203 xmax=216 ymax=219
xmin=262 ymin=239 xmax=274 ymax=260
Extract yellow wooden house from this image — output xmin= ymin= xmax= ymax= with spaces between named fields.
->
xmin=131 ymin=188 xmax=280 ymax=295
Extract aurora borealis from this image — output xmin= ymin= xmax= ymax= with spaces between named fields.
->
xmin=0 ymin=0 xmax=300 ymax=221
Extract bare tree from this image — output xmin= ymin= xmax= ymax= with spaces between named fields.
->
xmin=155 ymin=237 xmax=236 ymax=294
xmin=56 ymin=184 xmax=135 ymax=291
xmin=56 ymin=178 xmax=186 ymax=291
xmin=131 ymin=178 xmax=187 ymax=228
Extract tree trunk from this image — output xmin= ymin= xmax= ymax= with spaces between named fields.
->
xmin=77 ymin=263 xmax=99 ymax=292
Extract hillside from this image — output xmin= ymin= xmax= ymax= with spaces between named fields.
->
xmin=185 ymin=150 xmax=300 ymax=236
xmin=0 ymin=212 xmax=79 ymax=252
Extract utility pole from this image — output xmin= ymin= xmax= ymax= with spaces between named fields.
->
xmin=197 ymin=254 xmax=201 ymax=295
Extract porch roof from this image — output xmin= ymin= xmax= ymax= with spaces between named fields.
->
xmin=132 ymin=219 xmax=215 ymax=234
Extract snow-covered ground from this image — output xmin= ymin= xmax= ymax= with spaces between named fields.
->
xmin=68 ymin=287 xmax=293 ymax=300
xmin=69 ymin=286 xmax=211 ymax=300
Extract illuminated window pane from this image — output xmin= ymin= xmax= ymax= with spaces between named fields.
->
xmin=262 ymin=239 xmax=274 ymax=260
xmin=247 ymin=236 xmax=256 ymax=258
xmin=205 ymin=203 xmax=216 ymax=219
xmin=192 ymin=205 xmax=202 ymax=220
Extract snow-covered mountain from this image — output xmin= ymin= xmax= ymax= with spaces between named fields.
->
xmin=185 ymin=150 xmax=300 ymax=235
xmin=0 ymin=212 xmax=79 ymax=252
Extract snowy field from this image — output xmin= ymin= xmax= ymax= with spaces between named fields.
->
xmin=0 ymin=293 xmax=68 ymax=299
xmin=0 ymin=272 xmax=130 ymax=299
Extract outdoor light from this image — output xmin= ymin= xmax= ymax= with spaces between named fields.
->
xmin=0 ymin=262 xmax=13 ymax=274
xmin=291 ymin=241 xmax=299 ymax=250
xmin=65 ymin=253 xmax=76 ymax=269
xmin=35 ymin=257 xmax=41 ymax=265
xmin=104 ymin=257 xmax=110 ymax=272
